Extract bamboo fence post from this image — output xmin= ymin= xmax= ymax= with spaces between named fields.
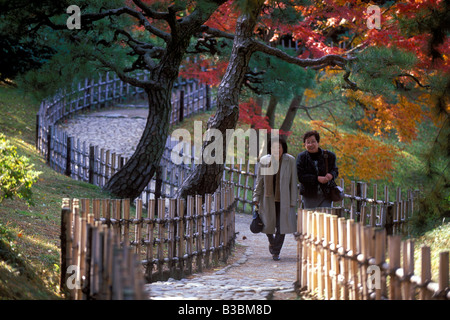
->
xmin=317 ymin=212 xmax=324 ymax=298
xmin=359 ymin=225 xmax=368 ymax=300
xmin=136 ymin=199 xmax=143 ymax=253
xmin=212 ymin=188 xmax=222 ymax=263
xmin=395 ymin=187 xmax=401 ymax=233
xmin=87 ymin=199 xmax=95 ymax=225
xmin=338 ymin=217 xmax=348 ymax=300
xmin=388 ymin=235 xmax=402 ymax=299
xmin=79 ymin=199 xmax=88 ymax=297
xmin=362 ymin=182 xmax=368 ymax=224
xmin=112 ymin=199 xmax=121 ymax=242
xmin=307 ymin=211 xmax=313 ymax=292
xmin=324 ymin=214 xmax=332 ymax=300
xmin=102 ymin=199 xmax=110 ymax=227
xmin=112 ymin=246 xmax=123 ymax=300
xmin=311 ymin=212 xmax=317 ymax=294
xmin=222 ymin=187 xmax=229 ymax=261
xmin=374 ymin=229 xmax=385 ymax=300
xmin=103 ymin=226 xmax=114 ymax=299
xmin=230 ymin=185 xmax=236 ymax=245
xmin=187 ymin=196 xmax=194 ymax=275
xmin=72 ymin=202 xmax=81 ymax=300
xmin=168 ymin=198 xmax=176 ymax=278
xmin=204 ymin=193 xmax=212 ymax=268
xmin=370 ymin=184 xmax=377 ymax=227
xmin=92 ymin=199 xmax=100 ymax=226
xmin=243 ymin=162 xmax=251 ymax=212
xmin=105 ymin=150 xmax=110 ymax=179
xmin=214 ymin=191 xmax=221 ymax=263
xmin=438 ymin=251 xmax=449 ymax=300
xmin=122 ymin=199 xmax=130 ymax=246
xmin=97 ymin=226 xmax=105 ymax=299
xmin=146 ymin=199 xmax=155 ymax=282
xmin=157 ymin=198 xmax=165 ymax=280
xmin=330 ymin=214 xmax=339 ymax=299
xmin=195 ymin=194 xmax=203 ymax=273
xmin=296 ymin=209 xmax=304 ymax=291
xmin=350 ymin=181 xmax=356 ymax=220
xmin=420 ymin=246 xmax=432 ymax=300
xmin=84 ymin=224 xmax=93 ymax=299
xmin=177 ymin=198 xmax=185 ymax=279
xmin=304 ymin=211 xmax=310 ymax=290
xmin=402 ymin=239 xmax=415 ymax=300
xmin=90 ymin=226 xmax=99 ymax=298
xmin=347 ymin=219 xmax=359 ymax=300
xmin=302 ymin=210 xmax=309 ymax=291
xmin=60 ymin=206 xmax=72 ymax=297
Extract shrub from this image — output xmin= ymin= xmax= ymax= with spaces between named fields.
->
xmin=0 ymin=133 xmax=40 ymax=205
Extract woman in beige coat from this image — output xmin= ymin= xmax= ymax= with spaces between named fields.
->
xmin=253 ymin=138 xmax=298 ymax=260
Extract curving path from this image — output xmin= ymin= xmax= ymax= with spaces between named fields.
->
xmin=59 ymin=107 xmax=300 ymax=300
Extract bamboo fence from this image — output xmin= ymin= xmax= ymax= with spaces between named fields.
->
xmin=60 ymin=183 xmax=237 ymax=299
xmin=295 ymin=209 xmax=449 ymax=300
xmin=60 ymin=199 xmax=147 ymax=300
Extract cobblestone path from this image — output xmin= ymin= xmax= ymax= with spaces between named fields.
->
xmin=58 ymin=107 xmax=299 ymax=300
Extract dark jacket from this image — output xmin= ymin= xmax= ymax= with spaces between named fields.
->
xmin=296 ymin=148 xmax=339 ymax=198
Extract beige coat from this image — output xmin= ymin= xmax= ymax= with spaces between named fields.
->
xmin=253 ymin=153 xmax=298 ymax=234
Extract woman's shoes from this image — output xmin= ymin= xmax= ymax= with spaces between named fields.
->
xmin=269 ymin=243 xmax=280 ymax=260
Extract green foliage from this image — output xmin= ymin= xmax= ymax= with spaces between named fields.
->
xmin=348 ymin=46 xmax=418 ymax=100
xmin=248 ymin=48 xmax=316 ymax=102
xmin=1 ymin=0 xmax=136 ymax=98
xmin=411 ymin=119 xmax=450 ymax=233
xmin=0 ymin=133 xmax=41 ymax=205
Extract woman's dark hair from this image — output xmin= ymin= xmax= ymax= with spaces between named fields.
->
xmin=303 ymin=130 xmax=320 ymax=143
xmin=268 ymin=137 xmax=288 ymax=155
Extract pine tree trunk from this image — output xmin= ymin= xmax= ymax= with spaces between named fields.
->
xmin=266 ymin=94 xmax=278 ymax=128
xmin=176 ymin=4 xmax=264 ymax=198
xmin=103 ymin=86 xmax=172 ymax=199
xmin=280 ymin=92 xmax=304 ymax=140
xmin=102 ymin=1 xmax=224 ymax=199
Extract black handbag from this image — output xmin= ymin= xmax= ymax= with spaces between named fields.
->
xmin=324 ymin=150 xmax=344 ymax=202
xmin=250 ymin=207 xmax=264 ymax=233
xmin=328 ymin=179 xmax=344 ymax=202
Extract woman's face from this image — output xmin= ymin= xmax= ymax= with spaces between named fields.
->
xmin=272 ymin=142 xmax=284 ymax=159
xmin=304 ymin=135 xmax=319 ymax=153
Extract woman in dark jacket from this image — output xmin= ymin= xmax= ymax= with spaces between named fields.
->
xmin=296 ymin=130 xmax=339 ymax=209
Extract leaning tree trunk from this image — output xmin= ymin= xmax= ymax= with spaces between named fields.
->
xmin=266 ymin=94 xmax=278 ymax=128
xmin=102 ymin=2 xmax=224 ymax=199
xmin=176 ymin=3 xmax=264 ymax=198
xmin=103 ymin=85 xmax=172 ymax=199
xmin=279 ymin=92 xmax=304 ymax=141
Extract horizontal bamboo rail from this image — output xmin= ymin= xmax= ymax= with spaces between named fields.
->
xmin=60 ymin=183 xmax=237 ymax=299
xmin=295 ymin=209 xmax=449 ymax=300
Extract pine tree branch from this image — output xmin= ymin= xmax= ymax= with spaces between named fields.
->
xmin=113 ymin=29 xmax=165 ymax=66
xmin=90 ymin=50 xmax=160 ymax=90
xmin=396 ymin=73 xmax=431 ymax=89
xmin=131 ymin=0 xmax=170 ymax=20
xmin=252 ymin=40 xmax=353 ymax=68
xmin=198 ymin=26 xmax=235 ymax=40
xmin=81 ymin=7 xmax=171 ymax=42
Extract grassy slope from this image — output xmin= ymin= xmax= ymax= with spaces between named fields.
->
xmin=0 ymin=85 xmax=112 ymax=299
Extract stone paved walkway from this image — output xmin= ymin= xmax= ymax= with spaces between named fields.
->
xmin=58 ymin=107 xmax=300 ymax=300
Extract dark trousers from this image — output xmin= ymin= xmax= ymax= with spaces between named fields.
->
xmin=266 ymin=202 xmax=285 ymax=255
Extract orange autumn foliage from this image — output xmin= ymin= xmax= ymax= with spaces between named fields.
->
xmin=345 ymin=91 xmax=431 ymax=143
xmin=310 ymin=120 xmax=400 ymax=184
